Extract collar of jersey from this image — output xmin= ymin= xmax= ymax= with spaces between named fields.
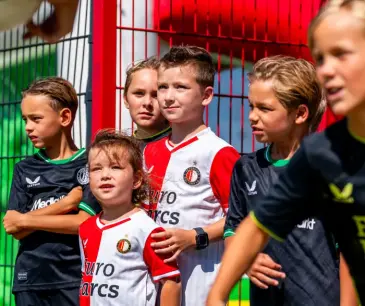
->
xmin=165 ymin=127 xmax=210 ymax=152
xmin=37 ymin=148 xmax=86 ymax=164
xmin=264 ymin=145 xmax=290 ymax=167
xmin=96 ymin=211 xmax=143 ymax=230
xmin=133 ymin=126 xmax=172 ymax=140
xmin=347 ymin=125 xmax=365 ymax=144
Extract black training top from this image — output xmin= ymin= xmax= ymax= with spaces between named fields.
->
xmin=134 ymin=126 xmax=171 ymax=150
xmin=8 ymin=148 xmax=101 ymax=292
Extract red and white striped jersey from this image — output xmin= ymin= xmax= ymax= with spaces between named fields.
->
xmin=144 ymin=127 xmax=240 ymax=306
xmin=79 ymin=210 xmax=180 ymax=306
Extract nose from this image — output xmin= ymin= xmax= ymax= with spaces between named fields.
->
xmin=142 ymin=94 xmax=154 ymax=110
xmin=316 ymin=57 xmax=336 ymax=85
xmin=100 ymin=168 xmax=112 ymax=181
xmin=249 ymin=108 xmax=259 ymax=124
xmin=25 ymin=120 xmax=34 ymax=134
xmin=164 ymin=88 xmax=175 ymax=104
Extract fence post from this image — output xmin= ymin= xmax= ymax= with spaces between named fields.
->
xmin=91 ymin=0 xmax=117 ymax=139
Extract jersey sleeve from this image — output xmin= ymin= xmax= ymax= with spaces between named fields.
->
xmin=7 ymin=164 xmax=30 ymax=212
xmin=210 ymin=146 xmax=240 ymax=212
xmin=143 ymin=227 xmax=180 ymax=283
xmin=252 ymin=143 xmax=322 ymax=242
xmin=79 ymin=184 xmax=101 ymax=216
xmin=224 ymin=158 xmax=248 ymax=239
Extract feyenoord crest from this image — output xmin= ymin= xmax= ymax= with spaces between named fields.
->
xmin=77 ymin=167 xmax=89 ymax=185
xmin=183 ymin=167 xmax=201 ymax=186
xmin=117 ymin=239 xmax=131 ymax=254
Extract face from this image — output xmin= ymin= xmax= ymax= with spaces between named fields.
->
xmin=248 ymin=80 xmax=298 ymax=143
xmin=124 ymin=69 xmax=166 ymax=131
xmin=21 ymin=94 xmax=68 ymax=149
xmin=89 ymin=148 xmax=141 ymax=208
xmin=157 ymin=65 xmax=213 ymax=124
xmin=312 ymin=9 xmax=365 ymax=116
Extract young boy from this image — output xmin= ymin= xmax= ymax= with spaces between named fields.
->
xmin=143 ymin=46 xmax=240 ymax=306
xmin=224 ymin=56 xmax=339 ymax=305
xmin=124 ymin=56 xmax=171 ymax=147
xmin=207 ymin=1 xmax=365 ymax=305
xmin=80 ymin=129 xmax=180 ymax=306
xmin=2 ymin=77 xmax=101 ymax=306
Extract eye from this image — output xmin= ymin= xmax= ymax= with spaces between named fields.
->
xmin=158 ymin=84 xmax=167 ymax=90
xmin=248 ymin=103 xmax=253 ymax=110
xmin=111 ymin=165 xmax=122 ymax=170
xmin=133 ymin=91 xmax=144 ymax=97
xmin=90 ymin=167 xmax=102 ymax=172
xmin=176 ymin=84 xmax=187 ymax=90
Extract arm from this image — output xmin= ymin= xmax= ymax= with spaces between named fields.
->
xmin=24 ymin=0 xmax=79 ymax=43
xmin=11 ymin=186 xmax=82 ymax=240
xmin=340 ymin=253 xmax=359 ymax=306
xmin=207 ymin=216 xmax=269 ymax=306
xmin=160 ymin=278 xmax=181 ymax=306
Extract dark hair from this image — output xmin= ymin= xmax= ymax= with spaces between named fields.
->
xmin=88 ymin=129 xmax=148 ymax=205
xmin=124 ymin=56 xmax=160 ymax=97
xmin=159 ymin=45 xmax=216 ymax=88
xmin=22 ymin=77 xmax=78 ymax=120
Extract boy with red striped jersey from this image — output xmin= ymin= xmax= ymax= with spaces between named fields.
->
xmin=79 ymin=130 xmax=181 ymax=306
xmin=143 ymin=46 xmax=240 ymax=306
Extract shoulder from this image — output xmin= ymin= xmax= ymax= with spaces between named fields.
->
xmin=79 ymin=214 xmax=98 ymax=234
xmin=144 ymin=136 xmax=168 ymax=154
xmin=132 ymin=210 xmax=161 ymax=236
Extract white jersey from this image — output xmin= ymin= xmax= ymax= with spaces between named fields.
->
xmin=79 ymin=210 xmax=180 ymax=306
xmin=144 ymin=127 xmax=240 ymax=306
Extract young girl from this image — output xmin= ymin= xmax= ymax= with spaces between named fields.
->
xmin=223 ymin=56 xmax=339 ymax=305
xmin=124 ymin=57 xmax=171 ymax=146
xmin=207 ymin=1 xmax=365 ymax=305
xmin=79 ymin=130 xmax=180 ymax=306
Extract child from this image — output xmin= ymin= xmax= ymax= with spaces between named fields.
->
xmin=207 ymin=1 xmax=365 ymax=305
xmin=223 ymin=56 xmax=339 ymax=305
xmin=79 ymin=130 xmax=181 ymax=306
xmin=2 ymin=77 xmax=101 ymax=306
xmin=143 ymin=46 xmax=240 ymax=306
xmin=124 ymin=56 xmax=171 ymax=146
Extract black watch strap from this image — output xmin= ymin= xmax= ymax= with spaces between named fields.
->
xmin=194 ymin=227 xmax=205 ymax=236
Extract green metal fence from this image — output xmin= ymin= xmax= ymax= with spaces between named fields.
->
xmin=0 ymin=1 xmax=92 ymax=304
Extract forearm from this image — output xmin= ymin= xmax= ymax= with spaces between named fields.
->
xmin=203 ymin=217 xmax=226 ymax=243
xmin=21 ymin=212 xmax=89 ymax=235
xmin=160 ymin=279 xmax=181 ymax=306
xmin=210 ymin=216 xmax=269 ymax=301
xmin=340 ymin=253 xmax=359 ymax=306
xmin=224 ymin=235 xmax=234 ymax=248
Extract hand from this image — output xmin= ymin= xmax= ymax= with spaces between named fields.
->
xmin=151 ymin=228 xmax=196 ymax=263
xmin=23 ymin=0 xmax=79 ymax=43
xmin=66 ymin=186 xmax=83 ymax=208
xmin=3 ymin=210 xmax=26 ymax=234
xmin=247 ymin=253 xmax=286 ymax=289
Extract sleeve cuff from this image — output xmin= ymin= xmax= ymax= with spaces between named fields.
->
xmin=223 ymin=228 xmax=235 ymax=239
xmin=78 ymin=202 xmax=96 ymax=216
xmin=249 ymin=211 xmax=285 ymax=242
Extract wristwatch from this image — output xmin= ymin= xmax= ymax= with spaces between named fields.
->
xmin=194 ymin=227 xmax=209 ymax=250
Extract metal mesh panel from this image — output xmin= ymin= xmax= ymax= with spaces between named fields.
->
xmin=0 ymin=1 xmax=92 ymax=304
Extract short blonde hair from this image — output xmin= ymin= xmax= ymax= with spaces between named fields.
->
xmin=248 ymin=55 xmax=325 ymax=133
xmin=308 ymin=0 xmax=365 ymax=51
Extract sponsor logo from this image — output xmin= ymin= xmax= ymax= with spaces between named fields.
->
xmin=116 ymin=239 xmax=131 ymax=254
xmin=26 ymin=176 xmax=41 ymax=188
xmin=245 ymin=180 xmax=257 ymax=195
xmin=150 ymin=190 xmax=177 ymax=205
xmin=31 ymin=195 xmax=65 ymax=211
xmin=183 ymin=167 xmax=201 ymax=185
xmin=297 ymin=218 xmax=316 ymax=230
xmin=77 ymin=167 xmax=89 ymax=185
xmin=17 ymin=272 xmax=27 ymax=281
xmin=154 ymin=210 xmax=180 ymax=225
xmin=329 ymin=183 xmax=354 ymax=203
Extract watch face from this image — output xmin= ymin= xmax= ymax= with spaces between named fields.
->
xmin=196 ymin=233 xmax=209 ymax=249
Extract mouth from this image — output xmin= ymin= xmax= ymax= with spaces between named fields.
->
xmin=251 ymin=126 xmax=264 ymax=135
xmin=28 ymin=135 xmax=39 ymax=141
xmin=138 ymin=112 xmax=153 ymax=117
xmin=99 ymin=184 xmax=115 ymax=190
xmin=325 ymin=87 xmax=344 ymax=102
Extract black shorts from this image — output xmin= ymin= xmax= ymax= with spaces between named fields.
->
xmin=14 ymin=287 xmax=79 ymax=306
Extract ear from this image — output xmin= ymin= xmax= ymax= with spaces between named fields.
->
xmin=201 ymin=86 xmax=214 ymax=107
xmin=124 ymin=95 xmax=130 ymax=109
xmin=133 ymin=170 xmax=143 ymax=190
xmin=295 ymin=104 xmax=309 ymax=125
xmin=59 ymin=108 xmax=73 ymax=127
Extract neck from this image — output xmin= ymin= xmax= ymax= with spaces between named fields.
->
xmin=101 ymin=204 xmax=139 ymax=223
xmin=170 ymin=119 xmax=206 ymax=145
xmin=347 ymin=107 xmax=365 ymax=139
xmin=270 ymin=138 xmax=301 ymax=161
xmin=44 ymin=133 xmax=78 ymax=160
xmin=135 ymin=122 xmax=170 ymax=139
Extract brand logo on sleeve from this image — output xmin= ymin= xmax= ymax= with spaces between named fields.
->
xmin=26 ymin=176 xmax=41 ymax=188
xmin=245 ymin=180 xmax=257 ymax=195
xmin=329 ymin=183 xmax=354 ymax=203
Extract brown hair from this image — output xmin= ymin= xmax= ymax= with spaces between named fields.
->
xmin=159 ymin=45 xmax=216 ymax=88
xmin=308 ymin=0 xmax=365 ymax=52
xmin=124 ymin=56 xmax=160 ymax=97
xmin=248 ymin=55 xmax=325 ymax=133
xmin=88 ymin=129 xmax=148 ymax=205
xmin=22 ymin=77 xmax=78 ymax=120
